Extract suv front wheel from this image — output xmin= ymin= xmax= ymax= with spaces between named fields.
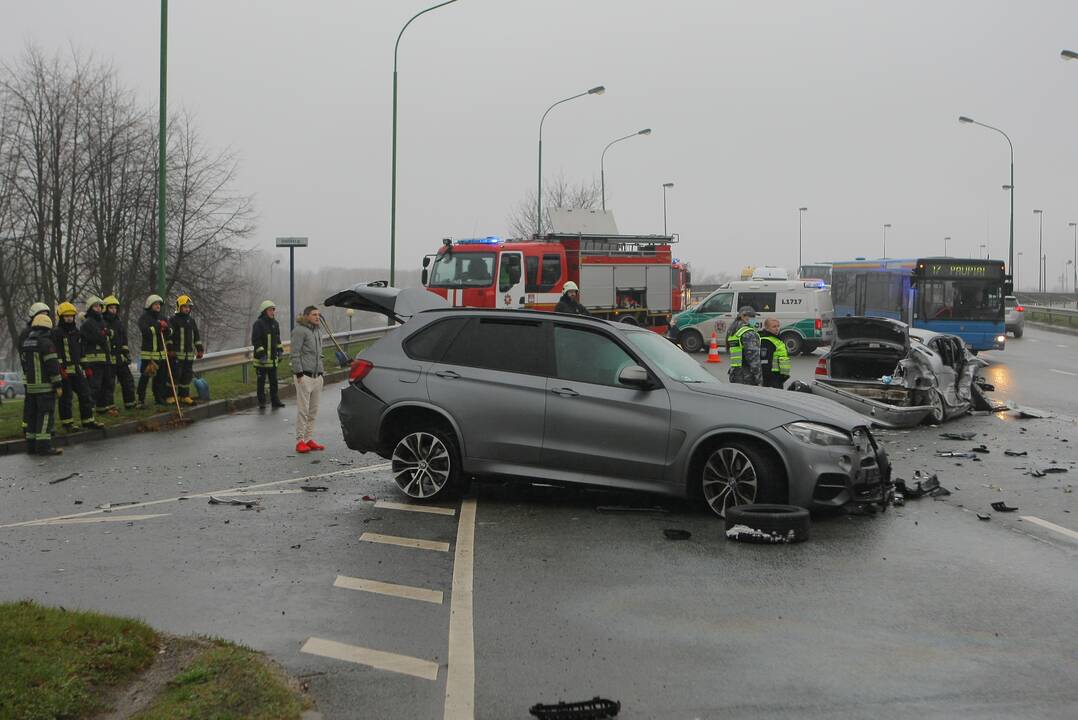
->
xmin=391 ymin=426 xmax=462 ymax=500
xmin=700 ymin=440 xmax=784 ymax=518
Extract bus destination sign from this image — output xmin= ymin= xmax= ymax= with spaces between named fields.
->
xmin=924 ymin=261 xmax=1003 ymax=278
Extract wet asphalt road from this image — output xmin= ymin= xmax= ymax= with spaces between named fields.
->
xmin=2 ymin=326 xmax=1077 ymax=719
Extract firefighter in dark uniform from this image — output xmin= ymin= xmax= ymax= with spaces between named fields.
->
xmin=727 ymin=306 xmax=763 ymax=386
xmin=252 ymin=300 xmax=285 ymax=409
xmin=18 ymin=303 xmax=51 ymax=438
xmin=103 ymin=295 xmax=138 ymax=410
xmin=167 ymin=295 xmax=204 ymax=406
xmin=80 ymin=296 xmax=115 ymax=415
xmin=52 ymin=302 xmax=105 ymax=431
xmin=20 ymin=312 xmax=64 ymax=455
xmin=554 ymin=281 xmax=589 ymax=315
xmin=759 ymin=317 xmax=792 ymax=389
xmin=137 ymin=294 xmax=170 ymax=406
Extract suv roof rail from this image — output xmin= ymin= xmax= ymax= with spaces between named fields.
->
xmin=419 ymin=306 xmax=616 ymax=325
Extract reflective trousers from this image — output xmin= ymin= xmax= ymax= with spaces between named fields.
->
xmin=137 ymin=359 xmax=169 ymax=403
xmin=59 ymin=370 xmax=95 ymax=424
xmin=256 ymin=366 xmax=280 ymax=405
xmin=114 ymin=361 xmax=136 ymax=408
xmin=24 ymin=392 xmax=56 ymax=454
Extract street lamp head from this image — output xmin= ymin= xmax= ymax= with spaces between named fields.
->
xmin=958 ymin=115 xmax=974 ymax=124
xmin=637 ymin=128 xmax=652 ymax=136
xmin=1002 ymin=184 xmax=1013 ymax=190
xmin=1071 ymin=222 xmax=1077 ymax=228
xmin=588 ymin=85 xmax=606 ymax=95
xmin=662 ymin=182 xmax=674 ymax=188
xmin=799 ymin=207 xmax=808 ymax=212
xmin=1034 ymin=209 xmax=1043 ymax=214
xmin=1062 ymin=49 xmax=1078 ymax=61
xmin=884 ymin=223 xmax=892 ymax=228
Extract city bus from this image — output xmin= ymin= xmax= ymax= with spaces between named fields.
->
xmin=798 ymin=262 xmax=832 ymax=285
xmin=830 ymin=257 xmax=1011 ymax=351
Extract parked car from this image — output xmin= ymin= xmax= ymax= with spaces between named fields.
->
xmin=0 ymin=372 xmax=24 ymax=399
xmin=324 ymin=284 xmax=891 ymax=517
xmin=1004 ymin=296 xmax=1025 ymax=338
xmin=811 ymin=317 xmax=987 ymax=427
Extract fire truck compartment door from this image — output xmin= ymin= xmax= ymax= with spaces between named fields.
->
xmin=581 ymin=266 xmax=614 ymax=307
xmin=497 ymin=251 xmax=526 ymax=307
xmin=646 ymin=265 xmax=672 ymax=311
xmin=614 ymin=265 xmax=647 ymax=289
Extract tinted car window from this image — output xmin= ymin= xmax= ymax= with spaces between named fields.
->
xmin=554 ymin=325 xmax=637 ymax=387
xmin=738 ymin=292 xmax=776 ymax=312
xmin=442 ymin=318 xmax=550 ymax=375
xmin=403 ymin=317 xmax=470 ymax=361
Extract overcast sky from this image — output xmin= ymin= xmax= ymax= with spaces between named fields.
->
xmin=5 ymin=1 xmax=1078 ymax=289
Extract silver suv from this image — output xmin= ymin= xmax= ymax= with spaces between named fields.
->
xmin=1004 ymin=296 xmax=1024 ymax=338
xmin=326 ymin=285 xmax=890 ymax=518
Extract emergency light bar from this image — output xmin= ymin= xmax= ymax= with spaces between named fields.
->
xmin=455 ymin=236 xmax=503 ymax=245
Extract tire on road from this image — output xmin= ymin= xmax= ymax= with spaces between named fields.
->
xmin=724 ymin=504 xmax=810 ymax=543
xmin=679 ymin=329 xmax=705 ymax=353
xmin=780 ymin=332 xmax=804 ymax=356
xmin=699 ymin=439 xmax=785 ymax=518
xmin=390 ymin=425 xmax=464 ymax=501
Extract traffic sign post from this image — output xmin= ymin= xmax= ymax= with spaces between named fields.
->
xmin=275 ymin=237 xmax=308 ymax=332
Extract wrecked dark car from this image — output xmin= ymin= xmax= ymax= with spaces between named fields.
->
xmin=810 ymin=317 xmax=987 ymax=427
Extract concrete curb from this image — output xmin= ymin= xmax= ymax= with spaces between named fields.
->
xmin=0 ymin=367 xmax=351 ymax=456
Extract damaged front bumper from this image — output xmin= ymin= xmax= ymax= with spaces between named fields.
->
xmin=810 ymin=380 xmax=933 ymax=428
xmin=785 ymin=427 xmax=891 ymax=509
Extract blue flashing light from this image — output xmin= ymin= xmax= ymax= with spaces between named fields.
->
xmin=803 ymin=280 xmax=826 ymax=288
xmin=456 ymin=236 xmax=503 ymax=245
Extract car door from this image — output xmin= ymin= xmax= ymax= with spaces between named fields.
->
xmin=695 ymin=291 xmax=734 ymax=341
xmin=426 ymin=316 xmax=551 ymax=466
xmin=541 ymin=324 xmax=671 ymax=483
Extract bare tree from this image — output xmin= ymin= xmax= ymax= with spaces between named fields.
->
xmin=507 ymin=173 xmax=602 ymax=238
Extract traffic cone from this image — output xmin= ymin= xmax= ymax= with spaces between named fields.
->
xmin=707 ymin=331 xmax=722 ymax=363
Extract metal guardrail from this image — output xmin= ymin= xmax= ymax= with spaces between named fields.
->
xmin=1022 ymin=305 xmax=1078 ymax=330
xmin=1023 ymin=305 xmax=1078 ymax=317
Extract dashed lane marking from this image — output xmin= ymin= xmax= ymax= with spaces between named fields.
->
xmin=1050 ymin=369 xmax=1078 ymax=377
xmin=20 ymin=513 xmax=170 ymax=526
xmin=375 ymin=500 xmax=456 ymax=516
xmin=0 ymin=463 xmax=391 ymax=529
xmin=333 ymin=574 xmax=444 ymax=604
xmin=300 ymin=637 xmax=439 ymax=681
xmin=1021 ymin=516 xmax=1078 ymax=542
xmin=1057 ymin=344 xmax=1070 ymax=348
xmin=360 ymin=532 xmax=450 ymax=552
xmin=444 ymin=497 xmax=477 ymax=720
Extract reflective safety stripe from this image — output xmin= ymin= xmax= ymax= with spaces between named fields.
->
xmin=762 ymin=336 xmax=791 ymax=374
xmin=727 ymin=325 xmax=753 ymax=368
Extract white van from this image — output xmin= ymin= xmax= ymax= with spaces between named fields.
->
xmin=668 ymin=280 xmax=834 ymax=355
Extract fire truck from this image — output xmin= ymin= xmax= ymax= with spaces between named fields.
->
xmin=422 ymin=232 xmax=691 ymax=333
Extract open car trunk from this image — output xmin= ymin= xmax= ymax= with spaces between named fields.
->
xmin=323 ymin=283 xmax=447 ymax=324
xmin=827 ymin=347 xmax=907 ymax=382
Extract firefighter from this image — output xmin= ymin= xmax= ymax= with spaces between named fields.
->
xmin=167 ymin=295 xmax=204 ymax=406
xmin=137 ymin=294 xmax=170 ymax=406
xmin=18 ymin=303 xmax=52 ymax=438
xmin=52 ymin=302 xmax=105 ymax=431
xmin=759 ymin=317 xmax=791 ymax=389
xmin=252 ymin=300 xmax=285 ymax=409
xmin=80 ymin=296 xmax=116 ymax=415
xmin=20 ymin=312 xmax=64 ymax=455
xmin=727 ymin=306 xmax=763 ymax=386
xmin=103 ymin=295 xmax=138 ymax=410
xmin=554 ymin=281 xmax=589 ymax=315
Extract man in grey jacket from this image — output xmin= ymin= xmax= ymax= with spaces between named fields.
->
xmin=291 ymin=305 xmax=326 ymax=453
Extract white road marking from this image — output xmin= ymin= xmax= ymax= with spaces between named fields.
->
xmin=1021 ymin=515 xmax=1078 ymax=542
xmin=333 ymin=575 xmax=443 ymax=604
xmin=1057 ymin=344 xmax=1070 ymax=349
xmin=300 ymin=637 xmax=438 ymax=681
xmin=360 ymin=532 xmax=450 ymax=552
xmin=20 ymin=513 xmax=170 ymax=526
xmin=0 ymin=463 xmax=391 ymax=529
xmin=375 ymin=500 xmax=456 ymax=516
xmin=444 ymin=497 xmax=477 ymax=720
xmin=1050 ymin=369 xmax=1078 ymax=377
xmin=208 ymin=488 xmax=308 ymax=496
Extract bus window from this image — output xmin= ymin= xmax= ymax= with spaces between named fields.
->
xmin=738 ymin=292 xmax=776 ymax=313
xmin=920 ymin=279 xmax=1002 ymax=321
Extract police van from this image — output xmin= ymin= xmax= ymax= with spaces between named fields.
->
xmin=669 ymin=279 xmax=834 ymax=355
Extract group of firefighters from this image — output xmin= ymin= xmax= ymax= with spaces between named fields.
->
xmin=17 ymin=293 xmax=203 ymax=456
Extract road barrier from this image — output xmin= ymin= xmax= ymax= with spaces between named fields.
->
xmin=1022 ymin=305 xmax=1078 ymax=330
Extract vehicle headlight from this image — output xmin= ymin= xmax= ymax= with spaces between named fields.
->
xmin=995 ymin=335 xmax=1006 ymax=344
xmin=785 ymin=421 xmax=854 ymax=446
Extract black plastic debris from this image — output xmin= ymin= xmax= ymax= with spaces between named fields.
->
xmin=596 ymin=505 xmax=669 ymax=514
xmin=208 ymin=496 xmax=258 ymax=509
xmin=530 ymin=697 xmax=621 ymax=719
xmin=940 ymin=432 xmax=976 ymax=441
xmin=991 ymin=501 xmax=1018 ymax=512
xmin=937 ymin=451 xmax=977 ymax=459
xmin=894 ymin=472 xmax=951 ymax=500
xmin=1044 ymin=467 xmax=1069 ymax=474
xmin=1004 ymin=450 xmax=1028 ymax=457
xmin=970 ymin=445 xmax=990 ymax=454
xmin=663 ymin=528 xmax=692 ymax=541
xmin=48 ymin=472 xmax=81 ymax=485
xmin=977 ymin=513 xmax=991 ymax=521
xmin=300 ymin=486 xmax=329 ymax=492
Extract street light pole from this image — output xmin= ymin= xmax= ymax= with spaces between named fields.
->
xmin=1017 ymin=252 xmax=1023 ymax=291
xmin=537 ymin=85 xmax=605 ymax=235
xmin=798 ymin=207 xmax=808 ymax=269
xmin=1034 ymin=209 xmax=1043 ymax=292
xmin=157 ymin=0 xmax=168 ymax=297
xmin=600 ymin=128 xmax=651 ymax=211
xmin=959 ymin=116 xmax=1014 ymax=278
xmin=944 ymin=236 xmax=951 ymax=255
xmin=662 ymin=182 xmax=674 ymax=235
xmin=883 ymin=223 xmax=892 ymax=258
xmin=390 ymin=0 xmax=459 ymax=288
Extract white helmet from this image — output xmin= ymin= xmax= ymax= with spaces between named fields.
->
xmin=562 ymin=281 xmax=579 ymax=292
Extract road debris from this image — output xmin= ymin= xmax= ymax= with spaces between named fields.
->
xmin=990 ymin=501 xmax=1018 ymax=512
xmin=937 ymin=451 xmax=978 ymax=459
xmin=596 ymin=505 xmax=669 ymax=514
xmin=1004 ymin=450 xmax=1028 ymax=457
xmin=940 ymin=432 xmax=976 ymax=441
xmin=48 ymin=472 xmax=81 ymax=485
xmin=894 ymin=472 xmax=951 ymax=499
xmin=95 ymin=501 xmax=138 ymax=511
xmin=300 ymin=486 xmax=328 ymax=492
xmin=208 ymin=496 xmax=258 ymax=509
xmin=530 ymin=696 xmax=621 ymax=719
xmin=662 ymin=529 xmax=691 ymax=541
xmin=977 ymin=513 xmax=991 ymax=521
xmin=1026 ymin=464 xmax=1070 ymax=477
xmin=1006 ymin=401 xmax=1052 ymax=419
xmin=970 ymin=445 xmax=990 ymax=454
xmin=725 ymin=524 xmax=799 ymax=543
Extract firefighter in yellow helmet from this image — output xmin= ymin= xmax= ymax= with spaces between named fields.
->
xmin=52 ymin=302 xmax=105 ymax=431
xmin=20 ymin=312 xmax=63 ymax=455
xmin=137 ymin=294 xmax=170 ymax=406
xmin=80 ymin=296 xmax=116 ymax=415
xmin=167 ymin=295 xmax=204 ymax=405
xmin=102 ymin=295 xmax=137 ymax=409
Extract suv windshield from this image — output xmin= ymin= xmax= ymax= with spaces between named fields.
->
xmin=429 ymin=252 xmax=495 ymax=288
xmin=626 ymin=330 xmax=717 ymax=384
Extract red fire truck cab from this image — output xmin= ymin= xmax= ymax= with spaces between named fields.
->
xmin=422 ymin=233 xmax=690 ymax=333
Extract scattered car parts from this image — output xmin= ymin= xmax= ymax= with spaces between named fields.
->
xmin=724 ymin=504 xmax=810 ymax=543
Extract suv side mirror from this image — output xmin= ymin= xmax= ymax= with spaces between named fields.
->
xmin=422 ymin=256 xmax=431 ymax=268
xmin=618 ymin=365 xmax=652 ymax=389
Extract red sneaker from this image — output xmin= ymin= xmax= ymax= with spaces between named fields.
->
xmin=306 ymin=439 xmax=326 ymax=451
xmin=295 ymin=441 xmax=311 ymax=454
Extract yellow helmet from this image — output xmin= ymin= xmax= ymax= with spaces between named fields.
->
xmin=56 ymin=301 xmax=77 ymax=318
xmin=103 ymin=295 xmax=120 ymax=307
xmin=176 ymin=294 xmax=193 ymax=310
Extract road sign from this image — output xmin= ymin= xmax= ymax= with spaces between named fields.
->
xmin=275 ymin=236 xmax=308 ymax=247
xmin=274 ymin=237 xmax=309 ymax=331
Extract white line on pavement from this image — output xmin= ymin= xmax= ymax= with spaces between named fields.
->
xmin=20 ymin=513 xmax=170 ymax=526
xmin=360 ymin=532 xmax=450 ymax=552
xmin=1050 ymin=369 xmax=1078 ymax=377
xmin=300 ymin=637 xmax=439 ymax=681
xmin=1057 ymin=344 xmax=1070 ymax=348
xmin=333 ymin=575 xmax=443 ymax=604
xmin=1021 ymin=516 xmax=1078 ymax=542
xmin=444 ymin=497 xmax=477 ymax=720
xmin=375 ymin=500 xmax=456 ymax=516
xmin=0 ymin=463 xmax=391 ymax=529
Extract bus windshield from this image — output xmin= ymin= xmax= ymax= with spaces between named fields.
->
xmin=918 ymin=278 xmax=1003 ymax=321
xmin=429 ymin=252 xmax=495 ymax=288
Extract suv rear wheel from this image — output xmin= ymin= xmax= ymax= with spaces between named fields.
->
xmin=700 ymin=440 xmax=785 ymax=518
xmin=391 ymin=426 xmax=461 ymax=500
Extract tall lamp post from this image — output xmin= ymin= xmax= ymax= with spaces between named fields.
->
xmin=157 ymin=0 xmax=168 ymax=296
xmin=798 ymin=207 xmax=808 ymax=269
xmin=661 ymin=182 xmax=674 ymax=235
xmin=537 ymin=85 xmax=605 ymax=235
xmin=1017 ymin=252 xmax=1023 ymax=291
xmin=959 ymin=116 xmax=1014 ymax=278
xmin=1034 ymin=209 xmax=1044 ymax=292
xmin=944 ymin=236 xmax=951 ymax=255
xmin=390 ymin=0 xmax=459 ymax=288
xmin=600 ymin=128 xmax=651 ymax=210
xmin=1070 ymin=221 xmax=1077 ymax=293
xmin=882 ymin=223 xmax=892 ymax=258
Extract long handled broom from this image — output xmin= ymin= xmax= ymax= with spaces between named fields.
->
xmin=319 ymin=316 xmax=352 ymax=368
xmin=158 ymin=326 xmax=185 ymax=421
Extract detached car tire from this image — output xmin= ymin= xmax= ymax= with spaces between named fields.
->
xmin=390 ymin=425 xmax=463 ymax=501
xmin=724 ymin=504 xmax=810 ymax=544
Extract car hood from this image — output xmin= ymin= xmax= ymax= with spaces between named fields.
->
xmin=832 ymin=316 xmax=909 ymax=351
xmin=682 ymin=381 xmax=870 ymax=429
xmin=323 ymin=284 xmax=448 ymax=323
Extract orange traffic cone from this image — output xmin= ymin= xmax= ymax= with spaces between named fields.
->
xmin=707 ymin=331 xmax=722 ymax=363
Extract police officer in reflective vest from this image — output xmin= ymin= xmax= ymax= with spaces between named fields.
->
xmin=20 ymin=312 xmax=64 ymax=455
xmin=168 ymin=295 xmax=204 ymax=405
xmin=252 ymin=300 xmax=285 ymax=409
xmin=52 ymin=302 xmax=105 ymax=431
xmin=137 ymin=294 xmax=170 ymax=406
xmin=103 ymin=295 xmax=138 ymax=410
xmin=727 ymin=306 xmax=763 ymax=386
xmin=759 ymin=317 xmax=792 ymax=389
